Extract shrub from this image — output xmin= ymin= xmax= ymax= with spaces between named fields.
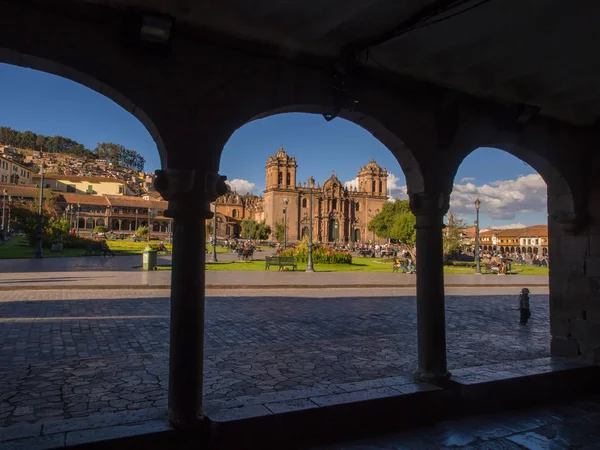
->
xmin=135 ymin=225 xmax=149 ymax=238
xmin=63 ymin=235 xmax=97 ymax=249
xmin=279 ymin=238 xmax=352 ymax=264
xmin=93 ymin=225 xmax=108 ymax=233
xmin=445 ymin=261 xmax=477 ymax=267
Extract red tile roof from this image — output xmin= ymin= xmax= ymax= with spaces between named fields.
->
xmin=105 ymin=196 xmax=152 ymax=208
xmin=33 ymin=174 xmax=129 ymax=185
xmin=55 ymin=193 xmax=110 ymax=206
xmin=0 ymin=183 xmax=38 ymax=198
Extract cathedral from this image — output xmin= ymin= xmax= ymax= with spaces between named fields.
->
xmin=212 ymin=147 xmax=389 ymax=244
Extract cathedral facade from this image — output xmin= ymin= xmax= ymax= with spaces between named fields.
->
xmin=212 ymin=148 xmax=389 ymax=244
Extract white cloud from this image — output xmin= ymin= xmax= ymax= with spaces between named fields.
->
xmin=344 ymin=177 xmax=359 ymax=191
xmin=226 ymin=179 xmax=257 ymax=195
xmin=460 ymin=177 xmax=475 ymax=183
xmin=343 ymin=172 xmax=408 ymax=201
xmin=450 ymin=174 xmax=547 ymax=220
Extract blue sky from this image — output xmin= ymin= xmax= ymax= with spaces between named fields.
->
xmin=0 ymin=63 xmax=547 ymax=228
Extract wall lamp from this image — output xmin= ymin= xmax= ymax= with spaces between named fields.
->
xmin=122 ymin=10 xmax=174 ymax=53
xmin=140 ymin=15 xmax=173 ymax=44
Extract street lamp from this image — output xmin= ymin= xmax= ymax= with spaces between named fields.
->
xmin=76 ymin=204 xmax=80 ymax=235
xmin=147 ymin=208 xmax=152 ymax=242
xmin=474 ymin=198 xmax=481 ymax=274
xmin=1 ymin=189 xmax=6 ymax=233
xmin=7 ymin=196 xmax=11 ymax=234
xmin=306 ymin=179 xmax=314 ymax=272
xmin=33 ymin=164 xmax=45 ymax=259
xmin=283 ymin=197 xmax=289 ymax=250
xmin=210 ymin=201 xmax=218 ymax=262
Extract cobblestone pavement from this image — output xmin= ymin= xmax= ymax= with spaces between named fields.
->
xmin=0 ymin=288 xmax=549 ymax=428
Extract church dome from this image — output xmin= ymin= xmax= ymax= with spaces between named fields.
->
xmin=274 ymin=146 xmax=288 ymax=159
xmin=365 ymin=158 xmax=381 ymax=171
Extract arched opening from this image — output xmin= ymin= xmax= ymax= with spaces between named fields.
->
xmin=328 ymin=218 xmax=339 ymax=242
xmin=215 ymin=111 xmax=422 ymax=407
xmin=449 ymin=146 xmax=550 ymax=374
xmin=232 ymin=209 xmax=238 ymax=218
xmin=0 ymin=52 xmax=167 ymax=432
xmin=301 ymin=226 xmax=309 ymax=238
xmin=121 ymin=219 xmax=130 ymax=231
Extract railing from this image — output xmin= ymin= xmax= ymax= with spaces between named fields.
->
xmin=109 ymin=212 xmax=150 ymax=218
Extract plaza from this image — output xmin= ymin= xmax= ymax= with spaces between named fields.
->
xmin=0 ymin=286 xmax=549 ymax=431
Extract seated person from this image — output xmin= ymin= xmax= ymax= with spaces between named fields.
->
xmin=100 ymin=240 xmax=115 ymax=257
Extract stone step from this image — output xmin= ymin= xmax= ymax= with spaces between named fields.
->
xmin=204 ymin=376 xmax=451 ymax=450
xmin=448 ymin=356 xmax=600 ymax=413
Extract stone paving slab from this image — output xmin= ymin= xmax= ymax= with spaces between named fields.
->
xmin=304 ymin=394 xmax=600 ymax=449
xmin=0 ymin=288 xmax=550 ymax=431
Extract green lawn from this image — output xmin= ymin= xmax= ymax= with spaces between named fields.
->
xmin=0 ymin=236 xmax=172 ymax=259
xmin=0 ymin=237 xmax=551 ymax=277
xmin=206 ymin=245 xmax=231 ymax=254
xmin=204 ymin=257 xmax=549 ymax=275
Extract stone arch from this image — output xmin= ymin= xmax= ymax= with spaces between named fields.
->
xmin=444 ymin=113 xmax=584 ymax=232
xmin=85 ymin=218 xmax=94 ymax=229
xmin=0 ymin=50 xmax=167 ymax=168
xmin=96 ymin=218 xmax=105 ymax=227
xmin=218 ymin=103 xmax=426 ymax=196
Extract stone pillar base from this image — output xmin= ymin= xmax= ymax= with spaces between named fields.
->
xmin=413 ymin=369 xmax=452 ymax=383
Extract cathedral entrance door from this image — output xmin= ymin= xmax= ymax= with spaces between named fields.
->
xmin=328 ymin=219 xmax=339 ymax=242
xmin=354 ymin=229 xmax=361 ymax=243
xmin=301 ymin=226 xmax=309 ymax=238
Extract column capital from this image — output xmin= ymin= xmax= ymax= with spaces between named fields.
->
xmin=154 ymin=169 xmax=227 ymax=220
xmin=409 ymin=192 xmax=450 ymax=229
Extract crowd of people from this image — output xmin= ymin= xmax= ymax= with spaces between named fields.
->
xmin=478 ymin=249 xmax=549 ymax=268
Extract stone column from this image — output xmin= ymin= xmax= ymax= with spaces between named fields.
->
xmin=410 ymin=192 xmax=450 ymax=382
xmin=155 ymin=169 xmax=226 ymax=429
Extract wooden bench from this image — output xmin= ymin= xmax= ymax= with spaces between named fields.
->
xmin=265 ymin=256 xmax=297 ymax=271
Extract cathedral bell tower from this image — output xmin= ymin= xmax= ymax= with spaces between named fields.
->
xmin=357 ymin=159 xmax=388 ymax=196
xmin=265 ymin=147 xmax=297 ymax=191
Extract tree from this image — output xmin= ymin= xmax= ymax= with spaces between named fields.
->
xmin=135 ymin=225 xmax=149 ymax=238
xmin=444 ymin=212 xmax=466 ymax=258
xmin=368 ymin=200 xmax=416 ymax=245
xmin=94 ymin=142 xmax=145 ymax=171
xmin=35 ymin=135 xmax=45 ymax=150
xmin=11 ymin=188 xmax=68 ymax=246
xmin=240 ymin=219 xmax=272 ymax=240
xmin=273 ymin=220 xmax=285 ymax=243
